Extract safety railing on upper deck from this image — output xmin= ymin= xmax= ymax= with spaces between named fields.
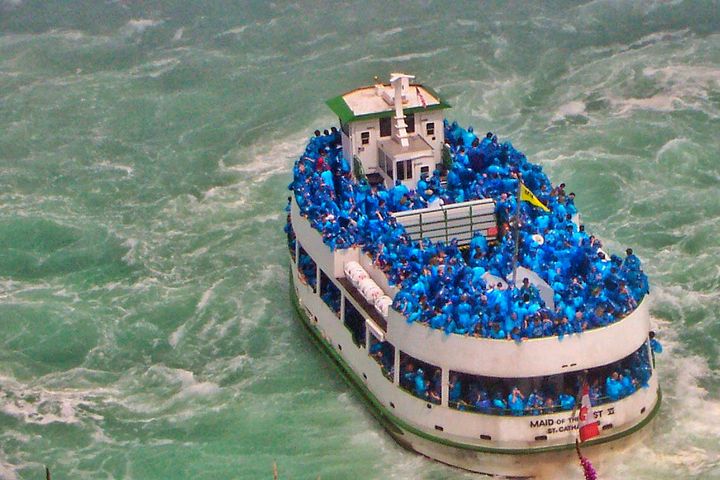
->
xmin=391 ymin=198 xmax=497 ymax=246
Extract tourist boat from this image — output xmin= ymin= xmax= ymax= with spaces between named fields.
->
xmin=285 ymin=73 xmax=660 ymax=477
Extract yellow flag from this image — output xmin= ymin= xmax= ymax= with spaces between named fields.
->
xmin=520 ymin=183 xmax=550 ymax=212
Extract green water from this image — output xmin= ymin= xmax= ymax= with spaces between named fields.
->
xmin=0 ymin=1 xmax=719 ymax=478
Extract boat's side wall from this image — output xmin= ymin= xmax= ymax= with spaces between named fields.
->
xmin=290 ymin=261 xmax=661 ymax=451
xmin=387 ymin=299 xmax=651 ymax=378
xmin=291 ymin=198 xmax=359 ymax=278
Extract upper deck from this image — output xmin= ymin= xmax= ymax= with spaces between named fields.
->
xmin=288 ymin=120 xmax=650 ymax=345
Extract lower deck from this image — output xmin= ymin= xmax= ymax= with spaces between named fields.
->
xmin=289 ymin=260 xmax=661 ymax=457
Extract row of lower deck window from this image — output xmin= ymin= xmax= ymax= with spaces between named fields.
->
xmin=294 ymin=240 xmax=654 ymax=416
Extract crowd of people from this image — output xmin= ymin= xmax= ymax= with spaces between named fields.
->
xmin=397 ymin=342 xmax=655 ymax=416
xmin=288 ymin=121 xmax=650 ymax=340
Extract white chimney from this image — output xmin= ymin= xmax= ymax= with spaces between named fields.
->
xmin=388 ymin=73 xmax=415 ymax=148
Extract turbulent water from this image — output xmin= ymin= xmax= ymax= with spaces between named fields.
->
xmin=0 ymin=1 xmax=719 ymax=478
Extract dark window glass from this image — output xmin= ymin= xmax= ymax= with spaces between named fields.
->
xmin=426 ymin=122 xmax=435 ymax=136
xmin=379 ymin=117 xmax=392 ymax=137
xmin=400 ymin=351 xmax=441 ymax=404
xmin=447 ymin=342 xmax=653 ymax=416
xmin=298 ymin=244 xmax=317 ymax=292
xmin=405 ymin=160 xmax=413 ymax=179
xmin=406 ymin=114 xmax=415 ymax=133
xmin=320 ymin=270 xmax=341 ymax=316
xmin=369 ymin=336 xmax=394 ymax=381
xmin=286 ymin=215 xmax=296 ymax=262
xmin=396 ymin=160 xmax=405 ymax=181
xmin=343 ymin=300 xmax=366 ymax=347
xmin=361 ymin=131 xmax=370 ymax=145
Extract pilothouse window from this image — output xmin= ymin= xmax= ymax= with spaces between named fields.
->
xmin=396 ymin=159 xmax=413 ymax=181
xmin=426 ymin=122 xmax=435 ymax=136
xmin=405 ymin=113 xmax=415 ymax=133
xmin=379 ymin=117 xmax=391 ymax=137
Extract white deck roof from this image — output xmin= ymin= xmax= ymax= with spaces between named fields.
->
xmin=343 ymin=85 xmax=440 ymax=117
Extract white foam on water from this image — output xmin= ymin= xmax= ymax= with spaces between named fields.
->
xmin=115 ymin=365 xmax=222 ymax=416
xmin=552 ymin=100 xmax=587 ymax=121
xmin=371 ymin=26 xmax=404 ymax=41
xmin=196 ymin=279 xmax=222 ymax=313
xmin=0 ymin=461 xmax=18 ymax=480
xmin=124 ymin=19 xmax=163 ymax=35
xmin=120 ymin=237 xmax=140 ymax=266
xmin=377 ymin=47 xmax=450 ymax=63
xmin=129 ymin=57 xmax=181 ymax=79
xmin=608 ymin=64 xmax=720 ymax=117
xmin=93 ymin=161 xmax=134 ymax=177
xmin=168 ymin=322 xmax=185 ymax=348
xmin=217 ymin=25 xmax=248 ymax=37
xmin=172 ymin=27 xmax=184 ymax=41
xmin=0 ymin=374 xmax=109 ymax=426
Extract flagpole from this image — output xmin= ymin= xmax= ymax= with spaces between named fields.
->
xmin=511 ymin=175 xmax=522 ymax=289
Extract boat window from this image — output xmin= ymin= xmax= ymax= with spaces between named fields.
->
xmin=396 ymin=159 xmax=413 ymax=181
xmin=298 ymin=244 xmax=317 ymax=292
xmin=319 ymin=270 xmax=341 ymax=317
xmin=343 ymin=300 xmax=366 ymax=348
xmin=426 ymin=122 xmax=435 ymax=136
xmin=286 ymin=214 xmax=296 ymax=263
xmin=378 ymin=149 xmax=392 ymax=178
xmin=399 ymin=352 xmax=441 ymax=404
xmin=448 ymin=342 xmax=653 ymax=416
xmin=379 ymin=117 xmax=391 ymax=137
xmin=405 ymin=113 xmax=415 ymax=133
xmin=369 ymin=335 xmax=394 ymax=381
xmin=361 ymin=131 xmax=370 ymax=145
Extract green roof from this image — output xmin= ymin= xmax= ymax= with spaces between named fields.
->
xmin=326 ymin=84 xmax=451 ymax=124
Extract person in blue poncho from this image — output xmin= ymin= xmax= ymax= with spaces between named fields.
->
xmin=558 ymin=391 xmax=575 ymax=411
xmin=605 ymin=371 xmax=623 ymax=401
xmin=508 ymin=387 xmax=526 ymax=416
xmin=456 ymin=294 xmax=473 ymax=330
xmin=429 ymin=306 xmax=447 ymax=329
xmin=649 ymin=331 xmax=663 ymax=353
xmin=449 ymin=374 xmax=462 ymax=403
xmin=401 ymin=362 xmax=415 ymax=390
xmin=473 ymin=390 xmax=492 ymax=413
xmin=526 ymin=389 xmax=543 ymax=415
xmin=620 ymin=370 xmax=636 ymax=397
xmin=492 ymin=392 xmax=508 ymax=414
xmin=489 ymin=322 xmax=506 ymax=340
xmin=414 ymin=368 xmax=428 ymax=398
xmin=623 ymin=248 xmax=641 ymax=272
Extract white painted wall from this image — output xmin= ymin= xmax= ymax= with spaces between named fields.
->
xmin=291 ymin=197 xmax=359 ymax=277
xmin=386 ymin=299 xmax=651 ymax=378
xmin=349 ymin=118 xmax=381 ymax=173
xmin=415 ymin=110 xmax=446 ymax=157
